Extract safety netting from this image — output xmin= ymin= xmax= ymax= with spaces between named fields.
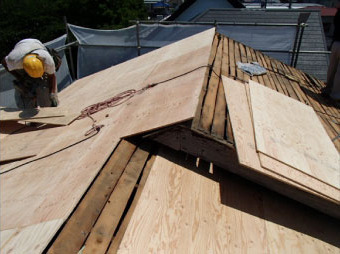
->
xmin=69 ymin=23 xmax=296 ymax=79
xmin=216 ymin=25 xmax=296 ymax=64
xmin=0 ymin=34 xmax=72 ymax=107
xmin=68 ymin=23 xmax=213 ymax=78
xmin=0 ymin=23 xmax=297 ymax=108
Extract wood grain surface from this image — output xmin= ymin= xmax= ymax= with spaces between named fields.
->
xmin=0 ymin=107 xmax=65 ymax=121
xmin=222 ymin=76 xmax=339 ymax=204
xmin=116 ymin=148 xmax=339 ymax=253
xmin=249 ymin=80 xmax=340 ymax=189
xmin=0 ymin=28 xmax=215 ymax=254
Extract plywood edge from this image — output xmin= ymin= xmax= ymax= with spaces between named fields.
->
xmin=248 ymin=80 xmax=340 ymax=190
xmin=0 ymin=219 xmax=63 ymax=254
xmin=259 ymin=152 xmax=340 ymax=203
xmin=0 ymin=107 xmax=67 ymax=121
xmin=25 ymin=113 xmax=80 ymax=126
xmin=222 ymin=75 xmax=340 ymax=217
xmin=0 ymin=154 xmax=36 ymax=165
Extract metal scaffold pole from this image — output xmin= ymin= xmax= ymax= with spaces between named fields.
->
xmin=64 ymin=16 xmax=76 ymax=80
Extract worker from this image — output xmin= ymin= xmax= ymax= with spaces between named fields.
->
xmin=1 ymin=38 xmax=59 ymax=108
xmin=323 ymin=6 xmax=340 ymax=100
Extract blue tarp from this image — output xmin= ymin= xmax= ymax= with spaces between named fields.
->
xmin=153 ymin=2 xmax=170 ymax=8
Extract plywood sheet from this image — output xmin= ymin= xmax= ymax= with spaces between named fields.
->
xmin=0 ymin=28 xmax=215 ymax=254
xmin=222 ymin=76 xmax=339 ymax=203
xmin=0 ymin=219 xmax=62 ymax=254
xmin=0 ymin=128 xmax=55 ymax=164
xmin=249 ymin=80 xmax=340 ymax=189
xmin=0 ymin=107 xmax=65 ymax=121
xmin=25 ymin=113 xmax=79 ymax=126
xmin=117 ymin=151 xmax=266 ymax=253
xmin=117 ymin=149 xmax=339 ymax=253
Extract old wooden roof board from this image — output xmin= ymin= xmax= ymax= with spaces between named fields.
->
xmin=0 ymin=28 xmax=215 ymax=254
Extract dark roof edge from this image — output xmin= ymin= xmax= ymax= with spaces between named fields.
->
xmin=166 ymin=0 xmax=245 ymax=21
xmin=166 ymin=0 xmax=196 ymax=21
xmin=229 ymin=0 xmax=245 ymax=8
xmin=204 ymin=8 xmax=320 ymax=13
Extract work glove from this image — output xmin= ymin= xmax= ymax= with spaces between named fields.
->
xmin=50 ymin=93 xmax=59 ymax=107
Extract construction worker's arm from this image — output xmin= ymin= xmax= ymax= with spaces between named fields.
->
xmin=47 ymin=73 xmax=59 ymax=107
xmin=1 ymin=57 xmax=24 ymax=82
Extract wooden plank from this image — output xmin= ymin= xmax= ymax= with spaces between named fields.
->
xmin=47 ymin=140 xmax=136 ymax=254
xmin=259 ymin=153 xmax=339 ymax=202
xmin=234 ymin=42 xmax=244 ymax=81
xmin=239 ymin=43 xmax=251 ymax=82
xmin=1 ymin=219 xmax=63 ymax=254
xmin=285 ymin=66 xmax=340 ymax=146
xmin=225 ymin=111 xmax=234 ymax=143
xmin=229 ymin=38 xmax=236 ymax=78
xmin=0 ymin=107 xmax=65 ymax=121
xmin=281 ymin=64 xmax=310 ymax=104
xmin=117 ymin=150 xmax=262 ymax=253
xmin=191 ymin=34 xmax=219 ymax=130
xmin=253 ymin=50 xmax=272 ymax=88
xmin=261 ymin=185 xmax=340 ymax=254
xmin=106 ymin=154 xmax=156 ymax=254
xmin=83 ymin=144 xmax=151 ymax=254
xmin=304 ymin=74 xmax=340 ymax=119
xmin=1 ymin=28 xmax=216 ymax=254
xmin=222 ymin=76 xmax=339 ymax=216
xmin=221 ymin=37 xmax=229 ymax=77
xmin=199 ymin=36 xmax=223 ymax=132
xmin=0 ymin=129 xmax=54 ymax=163
xmin=223 ymin=76 xmax=262 ymax=170
xmin=256 ymin=52 xmax=277 ymax=90
xmin=116 ymin=148 xmax=339 ymax=253
xmin=249 ymin=80 xmax=340 ymax=189
xmin=25 ymin=113 xmax=79 ymax=126
xmin=269 ymin=59 xmax=289 ymax=96
xmin=271 ymin=60 xmax=298 ymax=100
xmin=211 ymin=38 xmax=226 ymax=139
xmin=211 ymin=81 xmax=226 ymax=140
xmin=262 ymin=54 xmax=285 ymax=94
xmin=246 ymin=47 xmax=260 ymax=83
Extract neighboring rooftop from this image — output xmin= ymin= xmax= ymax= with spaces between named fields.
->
xmin=166 ymin=0 xmax=244 ymax=21
xmin=192 ymin=8 xmax=329 ymax=81
xmin=243 ymin=2 xmax=324 ymax=9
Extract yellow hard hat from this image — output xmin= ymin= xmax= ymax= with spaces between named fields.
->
xmin=23 ymin=54 xmax=44 ymax=78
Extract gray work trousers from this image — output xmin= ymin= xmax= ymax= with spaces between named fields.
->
xmin=14 ymin=81 xmax=52 ymax=108
xmin=13 ymin=70 xmax=53 ymax=109
xmin=327 ymin=41 xmax=340 ymax=100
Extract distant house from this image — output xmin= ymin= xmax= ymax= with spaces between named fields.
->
xmin=166 ymin=0 xmax=245 ymax=21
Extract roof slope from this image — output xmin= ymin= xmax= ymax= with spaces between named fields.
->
xmin=193 ymin=8 xmax=329 ymax=81
xmin=1 ymin=28 xmax=339 ymax=254
xmin=0 ymin=28 xmax=215 ymax=254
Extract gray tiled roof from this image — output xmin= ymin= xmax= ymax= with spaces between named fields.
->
xmin=193 ymin=9 xmax=329 ymax=81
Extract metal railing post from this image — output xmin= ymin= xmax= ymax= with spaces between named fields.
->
xmin=290 ymin=24 xmax=300 ymax=66
xmin=136 ymin=20 xmax=141 ymax=56
xmin=294 ymin=23 xmax=306 ymax=68
xmin=64 ymin=16 xmax=76 ymax=80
